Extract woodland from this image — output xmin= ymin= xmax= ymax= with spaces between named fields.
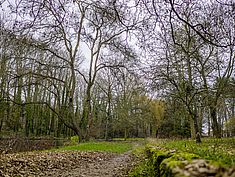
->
xmin=0 ymin=0 xmax=235 ymax=143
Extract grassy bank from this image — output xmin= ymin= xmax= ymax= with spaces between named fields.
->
xmin=147 ymin=138 xmax=235 ymax=166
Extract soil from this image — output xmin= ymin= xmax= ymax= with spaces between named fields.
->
xmin=47 ymin=151 xmax=134 ymax=177
xmin=0 ymin=150 xmax=137 ymax=177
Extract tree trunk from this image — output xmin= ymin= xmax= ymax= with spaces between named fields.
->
xmin=124 ymin=128 xmax=127 ymax=140
xmin=80 ymin=83 xmax=93 ymax=141
xmin=188 ymin=106 xmax=201 ymax=143
xmin=190 ymin=118 xmax=195 ymax=139
xmin=210 ymin=105 xmax=221 ymax=138
xmin=0 ymin=119 xmax=3 ymax=132
xmin=224 ymin=105 xmax=229 ymax=137
xmin=193 ymin=112 xmax=201 ymax=143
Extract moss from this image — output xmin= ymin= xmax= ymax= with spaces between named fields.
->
xmin=164 ymin=159 xmax=184 ymax=169
xmin=132 ymin=146 xmax=145 ymax=157
xmin=172 ymin=152 xmax=200 ymax=161
xmin=160 ymin=152 xmax=200 ymax=177
xmin=160 ymin=160 xmax=181 ymax=177
xmin=130 ymin=147 xmax=171 ymax=177
xmin=208 ymin=160 xmax=223 ymax=167
xmin=129 ymin=160 xmax=149 ymax=177
xmin=130 ymin=146 xmax=201 ymax=177
xmin=130 ymin=139 xmax=234 ymax=177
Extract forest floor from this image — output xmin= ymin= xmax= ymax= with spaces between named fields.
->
xmin=0 ymin=147 xmax=139 ymax=177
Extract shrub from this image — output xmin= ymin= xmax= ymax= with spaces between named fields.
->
xmin=70 ymin=136 xmax=79 ymax=145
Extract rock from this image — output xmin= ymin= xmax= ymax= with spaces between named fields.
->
xmin=228 ymin=168 xmax=235 ymax=177
xmin=198 ymin=167 xmax=209 ymax=174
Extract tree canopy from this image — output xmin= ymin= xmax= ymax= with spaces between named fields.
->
xmin=0 ymin=0 xmax=234 ymax=141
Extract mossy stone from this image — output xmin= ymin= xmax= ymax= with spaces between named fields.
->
xmin=131 ymin=147 xmax=201 ymax=177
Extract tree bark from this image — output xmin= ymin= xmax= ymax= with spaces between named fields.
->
xmin=210 ymin=105 xmax=221 ymax=138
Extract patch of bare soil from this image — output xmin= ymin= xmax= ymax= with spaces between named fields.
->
xmin=0 ymin=150 xmax=137 ymax=177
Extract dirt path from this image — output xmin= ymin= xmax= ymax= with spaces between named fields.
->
xmin=47 ymin=151 xmax=134 ymax=177
xmin=0 ymin=150 xmax=137 ymax=177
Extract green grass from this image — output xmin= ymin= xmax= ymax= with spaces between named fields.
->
xmin=147 ymin=138 xmax=235 ymax=167
xmin=112 ymin=138 xmax=145 ymax=141
xmin=49 ymin=141 xmax=134 ymax=154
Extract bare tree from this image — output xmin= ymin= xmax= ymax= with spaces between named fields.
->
xmin=0 ymin=0 xmax=140 ymax=140
xmin=139 ymin=0 xmax=235 ymax=140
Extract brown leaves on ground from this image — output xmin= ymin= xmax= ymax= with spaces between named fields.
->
xmin=0 ymin=151 xmax=135 ymax=177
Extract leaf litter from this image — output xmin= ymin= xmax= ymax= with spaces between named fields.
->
xmin=0 ymin=150 xmax=136 ymax=177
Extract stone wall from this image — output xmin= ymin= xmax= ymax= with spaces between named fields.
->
xmin=130 ymin=146 xmax=235 ymax=177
